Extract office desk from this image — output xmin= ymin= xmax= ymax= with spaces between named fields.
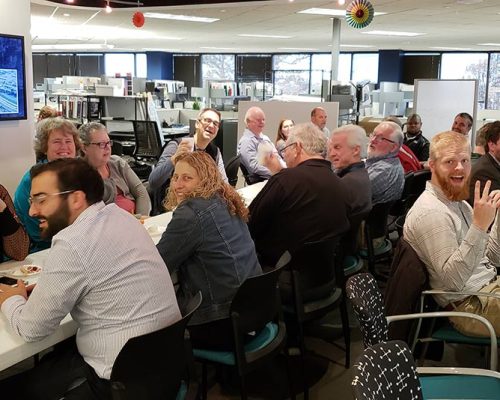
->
xmin=0 ymin=181 xmax=267 ymax=372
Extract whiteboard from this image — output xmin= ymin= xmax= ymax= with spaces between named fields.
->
xmin=414 ymin=79 xmax=478 ymax=146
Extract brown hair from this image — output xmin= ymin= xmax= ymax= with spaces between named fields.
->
xmin=164 ymin=151 xmax=249 ymax=221
xmin=38 ymin=106 xmax=58 ymax=121
xmin=276 ymin=119 xmax=294 ymax=144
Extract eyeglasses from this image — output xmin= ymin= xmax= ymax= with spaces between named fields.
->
xmin=278 ymin=142 xmax=297 ymax=158
xmin=88 ymin=140 xmax=113 ymax=149
xmin=29 ymin=190 xmax=75 ymax=206
xmin=369 ymin=134 xmax=395 ymax=144
xmin=198 ymin=118 xmax=220 ymax=128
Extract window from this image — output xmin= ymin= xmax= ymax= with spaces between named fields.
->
xmin=351 ymin=53 xmax=378 ymax=84
xmin=310 ymin=53 xmax=352 ymax=95
xmin=104 ymin=53 xmax=135 ymax=77
xmin=201 ymin=54 xmax=235 ymax=81
xmin=487 ymin=53 xmax=500 ymax=110
xmin=273 ymin=54 xmax=311 ymax=95
xmin=135 ymin=53 xmax=147 ymax=78
xmin=441 ymin=53 xmax=488 ymax=109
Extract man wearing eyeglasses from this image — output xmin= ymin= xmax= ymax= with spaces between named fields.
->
xmin=248 ymin=123 xmax=350 ymax=268
xmin=0 ymin=158 xmax=181 ymax=399
xmin=366 ymin=121 xmax=405 ymax=206
xmin=148 ymin=108 xmax=227 ymax=215
xmin=238 ymin=106 xmax=283 ymax=184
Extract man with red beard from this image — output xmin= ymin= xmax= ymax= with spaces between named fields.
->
xmin=404 ymin=131 xmax=500 ymax=337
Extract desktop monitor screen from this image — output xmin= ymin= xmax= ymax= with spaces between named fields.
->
xmin=0 ymin=34 xmax=27 ymax=121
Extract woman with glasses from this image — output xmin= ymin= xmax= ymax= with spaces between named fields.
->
xmin=157 ymin=151 xmax=261 ymax=350
xmin=0 ymin=184 xmax=29 ymax=262
xmin=14 ymin=117 xmax=80 ymax=252
xmin=275 ymin=119 xmax=294 ymax=152
xmin=79 ymin=122 xmax=151 ymax=216
xmin=148 ymin=108 xmax=227 ymax=215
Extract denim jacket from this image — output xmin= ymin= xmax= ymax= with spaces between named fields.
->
xmin=156 ymin=195 xmax=262 ymax=325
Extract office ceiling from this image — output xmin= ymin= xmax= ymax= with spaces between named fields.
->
xmin=30 ymin=0 xmax=500 ymax=53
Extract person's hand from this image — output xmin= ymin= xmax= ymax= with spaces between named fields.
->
xmin=264 ymin=151 xmax=284 ymax=175
xmin=172 ymin=140 xmax=193 ymax=164
xmin=0 ymin=198 xmax=6 ymax=213
xmin=472 ymin=180 xmax=500 ymax=231
xmin=0 ymin=280 xmax=28 ymax=307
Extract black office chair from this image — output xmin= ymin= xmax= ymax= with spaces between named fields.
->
xmin=225 ymin=154 xmax=241 ymax=187
xmin=406 ymin=169 xmax=431 ymax=210
xmin=239 ymin=159 xmax=265 ymax=186
xmin=193 ymin=252 xmax=293 ymax=400
xmin=360 ymin=201 xmax=395 ymax=279
xmin=132 ymin=120 xmax=163 ymax=162
xmin=390 ymin=171 xmax=415 ymax=218
xmin=282 ymin=237 xmax=350 ymax=399
xmin=110 ymin=292 xmax=202 ymax=400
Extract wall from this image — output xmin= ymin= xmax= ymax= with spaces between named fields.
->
xmin=0 ymin=0 xmax=35 ymax=194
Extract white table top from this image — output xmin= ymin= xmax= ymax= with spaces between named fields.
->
xmin=0 ymin=181 xmax=266 ymax=371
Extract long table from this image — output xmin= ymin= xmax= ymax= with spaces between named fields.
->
xmin=0 ymin=181 xmax=266 ymax=372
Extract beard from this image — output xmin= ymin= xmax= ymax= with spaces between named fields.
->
xmin=435 ymin=168 xmax=470 ymax=201
xmin=39 ymin=201 xmax=71 ymax=240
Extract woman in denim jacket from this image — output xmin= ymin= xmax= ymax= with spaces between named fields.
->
xmin=156 ymin=151 xmax=262 ymax=350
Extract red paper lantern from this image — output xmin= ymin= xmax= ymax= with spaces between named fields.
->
xmin=132 ymin=11 xmax=145 ymax=28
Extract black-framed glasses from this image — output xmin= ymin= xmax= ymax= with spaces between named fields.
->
xmin=88 ymin=140 xmax=113 ymax=149
xmin=278 ymin=142 xmax=297 ymax=158
xmin=29 ymin=190 xmax=75 ymax=206
xmin=198 ymin=117 xmax=220 ymax=128
xmin=369 ymin=134 xmax=395 ymax=144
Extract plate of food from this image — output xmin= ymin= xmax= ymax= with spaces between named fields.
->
xmin=3 ymin=264 xmax=42 ymax=278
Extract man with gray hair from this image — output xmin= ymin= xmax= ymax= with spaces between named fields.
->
xmin=237 ymin=106 xmax=282 ymax=183
xmin=248 ymin=123 xmax=350 ymax=267
xmin=366 ymin=121 xmax=405 ymax=205
xmin=329 ymin=124 xmax=372 ymax=219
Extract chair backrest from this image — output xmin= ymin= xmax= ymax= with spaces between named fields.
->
xmin=342 ymin=210 xmax=371 ymax=256
xmin=351 ymin=340 xmax=423 ymax=400
xmin=110 ymin=292 xmax=202 ymax=400
xmin=406 ymin=169 xmax=431 ymax=210
xmin=225 ymin=154 xmax=241 ymax=187
xmin=390 ymin=172 xmax=415 ymax=217
xmin=346 ymin=272 xmax=389 ymax=348
xmin=385 ymin=238 xmax=429 ymax=341
xmin=230 ymin=252 xmax=290 ymax=335
xmin=132 ymin=120 xmax=163 ymax=160
xmin=238 ymin=159 xmax=265 ymax=185
xmin=365 ymin=201 xmax=395 ymax=239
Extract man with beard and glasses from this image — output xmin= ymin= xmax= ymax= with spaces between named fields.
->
xmin=404 ymin=131 xmax=500 ymax=337
xmin=0 ymin=158 xmax=180 ymax=400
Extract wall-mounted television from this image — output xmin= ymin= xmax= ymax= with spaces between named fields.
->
xmin=0 ymin=34 xmax=27 ymax=121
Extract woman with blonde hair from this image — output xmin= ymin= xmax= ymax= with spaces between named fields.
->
xmin=156 ymin=151 xmax=261 ymax=350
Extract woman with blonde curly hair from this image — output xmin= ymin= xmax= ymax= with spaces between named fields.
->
xmin=157 ymin=151 xmax=261 ymax=350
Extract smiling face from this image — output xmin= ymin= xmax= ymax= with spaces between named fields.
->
xmin=246 ymin=109 xmax=266 ymax=135
xmin=171 ymin=160 xmax=201 ymax=203
xmin=430 ymin=144 xmax=471 ymax=201
xmin=280 ymin=119 xmax=294 ymax=139
xmin=28 ymin=171 xmax=72 ymax=239
xmin=328 ymin=132 xmax=359 ymax=170
xmin=46 ymin=129 xmax=77 ymax=161
xmin=195 ymin=110 xmax=220 ymax=142
xmin=82 ymin=129 xmax=111 ymax=168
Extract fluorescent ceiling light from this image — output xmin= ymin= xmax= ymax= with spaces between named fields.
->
xmin=339 ymin=44 xmax=375 ymax=48
xmin=278 ymin=47 xmax=319 ymax=51
xmin=200 ymin=46 xmax=237 ymax=50
xmin=298 ymin=8 xmax=386 ymax=16
xmin=32 ymin=43 xmax=115 ymax=50
xmin=144 ymin=12 xmax=219 ymax=23
xmin=362 ymin=30 xmax=424 ymax=37
xmin=430 ymin=46 xmax=472 ymax=50
xmin=238 ymin=34 xmax=292 ymax=39
xmin=478 ymin=43 xmax=500 ymax=46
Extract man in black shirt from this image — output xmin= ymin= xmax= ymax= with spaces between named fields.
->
xmin=404 ymin=113 xmax=429 ymax=162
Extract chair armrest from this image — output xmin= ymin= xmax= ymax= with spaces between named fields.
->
xmin=417 ymin=366 xmax=500 ymax=378
xmin=386 ymin=311 xmax=497 ymax=370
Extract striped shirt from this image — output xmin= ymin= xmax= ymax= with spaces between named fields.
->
xmin=404 ymin=182 xmax=499 ymax=306
xmin=1 ymin=202 xmax=180 ymax=379
xmin=365 ymin=152 xmax=404 ymax=205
